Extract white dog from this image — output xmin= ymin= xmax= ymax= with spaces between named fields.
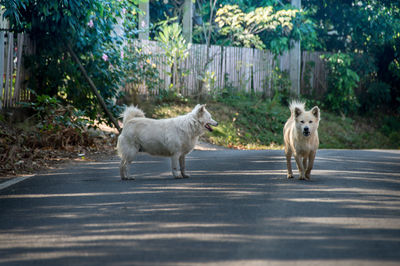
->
xmin=117 ymin=104 xmax=218 ymax=180
xmin=283 ymin=101 xmax=320 ymax=180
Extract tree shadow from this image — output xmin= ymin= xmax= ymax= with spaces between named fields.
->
xmin=0 ymin=150 xmax=399 ymax=265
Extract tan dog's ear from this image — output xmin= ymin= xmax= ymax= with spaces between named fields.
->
xmin=294 ymin=107 xmax=302 ymax=118
xmin=311 ymin=106 xmax=320 ymax=119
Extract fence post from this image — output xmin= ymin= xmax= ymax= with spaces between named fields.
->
xmin=0 ymin=31 xmax=4 ymax=109
xmin=14 ymin=33 xmax=24 ymax=105
xmin=182 ymin=0 xmax=193 ymax=43
xmin=289 ymin=0 xmax=301 ymax=97
xmin=5 ymin=32 xmax=13 ymax=108
xmin=138 ymin=0 xmax=149 ymax=40
xmin=0 ymin=9 xmax=7 ymax=109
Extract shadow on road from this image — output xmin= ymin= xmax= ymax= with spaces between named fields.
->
xmin=0 ymin=150 xmax=399 ymax=265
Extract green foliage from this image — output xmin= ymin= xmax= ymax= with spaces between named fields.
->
xmin=359 ymin=81 xmax=391 ymax=112
xmin=122 ymin=44 xmax=162 ymax=98
xmin=210 ymin=92 xmax=288 ymax=148
xmin=304 ymin=0 xmax=400 ymax=112
xmin=156 ymin=23 xmax=190 ymax=67
xmin=3 ymin=0 xmax=139 ymax=126
xmin=143 ymin=93 xmax=396 ymax=149
xmin=304 ymin=0 xmax=400 ymax=52
xmin=0 ymin=0 xmax=25 ymax=27
xmin=382 ymin=115 xmax=400 ymax=135
xmin=21 ymin=93 xmax=91 ymax=133
xmin=381 ymin=116 xmax=400 ymax=148
xmin=155 ymin=22 xmax=190 ymax=94
xmin=321 ymin=52 xmax=360 ymax=115
xmin=215 ymin=4 xmax=318 ymax=54
xmin=155 ymin=89 xmax=189 ymax=104
xmin=215 ymin=5 xmax=295 ymax=51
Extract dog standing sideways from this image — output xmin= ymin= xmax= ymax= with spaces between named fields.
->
xmin=117 ymin=104 xmax=218 ymax=180
xmin=283 ymin=101 xmax=320 ymax=180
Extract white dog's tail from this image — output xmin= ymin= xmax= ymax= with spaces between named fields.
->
xmin=289 ymin=101 xmax=305 ymax=118
xmin=121 ymin=105 xmax=145 ymax=125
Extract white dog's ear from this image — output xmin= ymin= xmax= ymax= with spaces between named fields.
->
xmin=311 ymin=106 xmax=320 ymax=119
xmin=199 ymin=104 xmax=205 ymax=112
xmin=294 ymin=107 xmax=302 ymax=118
xmin=194 ymin=104 xmax=205 ymax=116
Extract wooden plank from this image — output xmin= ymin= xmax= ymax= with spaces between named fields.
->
xmin=14 ymin=33 xmax=24 ymax=105
xmin=0 ymin=31 xmax=4 ymax=109
xmin=4 ymin=32 xmax=13 ymax=108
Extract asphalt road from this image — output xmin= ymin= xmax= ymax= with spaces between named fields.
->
xmin=0 ymin=149 xmax=400 ymax=266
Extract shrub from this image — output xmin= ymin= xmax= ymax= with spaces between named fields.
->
xmin=321 ymin=52 xmax=360 ymax=115
xmin=155 ymin=22 xmax=190 ymax=95
xmin=3 ymin=0 xmax=138 ymax=125
xmin=359 ymin=81 xmax=391 ymax=112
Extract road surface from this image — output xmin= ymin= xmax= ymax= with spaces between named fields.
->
xmin=0 ymin=149 xmax=400 ymax=265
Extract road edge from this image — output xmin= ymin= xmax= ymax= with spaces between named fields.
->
xmin=0 ymin=175 xmax=35 ymax=191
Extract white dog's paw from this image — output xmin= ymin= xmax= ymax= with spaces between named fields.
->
xmin=173 ymin=170 xmax=183 ymax=179
xmin=287 ymin=174 xmax=294 ymax=179
xmin=182 ymin=173 xmax=190 ymax=178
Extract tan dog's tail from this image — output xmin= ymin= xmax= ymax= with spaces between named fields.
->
xmin=121 ymin=105 xmax=145 ymax=125
xmin=289 ymin=101 xmax=305 ymax=118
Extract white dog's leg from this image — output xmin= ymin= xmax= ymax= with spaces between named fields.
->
xmin=120 ymin=158 xmax=130 ymax=180
xmin=305 ymin=151 xmax=316 ymax=180
xmin=295 ymin=156 xmax=306 ymax=180
xmin=171 ymin=154 xmax=183 ymax=179
xmin=120 ymin=148 xmax=138 ymax=181
xmin=179 ymin=155 xmax=190 ymax=178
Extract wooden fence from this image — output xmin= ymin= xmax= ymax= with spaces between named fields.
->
xmin=0 ymin=35 xmax=327 ymax=110
xmin=0 ymin=12 xmax=30 ymax=110
xmin=131 ymin=40 xmax=328 ymax=97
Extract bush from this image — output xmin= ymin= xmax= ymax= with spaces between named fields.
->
xmin=359 ymin=81 xmax=391 ymax=112
xmin=321 ymin=52 xmax=360 ymax=115
xmin=21 ymin=93 xmax=92 ymax=134
xmin=3 ymin=0 xmax=138 ymax=125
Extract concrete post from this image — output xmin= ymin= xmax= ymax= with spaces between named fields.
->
xmin=289 ymin=0 xmax=301 ymax=96
xmin=139 ymin=0 xmax=149 ymax=40
xmin=182 ymin=0 xmax=193 ymax=43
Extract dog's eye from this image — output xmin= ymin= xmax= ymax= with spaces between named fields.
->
xmin=300 ymin=121 xmax=304 ymax=124
xmin=309 ymin=121 xmax=313 ymax=123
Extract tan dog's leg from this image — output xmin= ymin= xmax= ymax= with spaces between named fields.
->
xmin=285 ymin=149 xmax=294 ymax=179
xmin=305 ymin=151 xmax=316 ymax=180
xmin=303 ymin=157 xmax=308 ymax=178
xmin=295 ymin=155 xmax=306 ymax=180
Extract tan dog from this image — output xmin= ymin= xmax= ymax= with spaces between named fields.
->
xmin=283 ymin=101 xmax=320 ymax=180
